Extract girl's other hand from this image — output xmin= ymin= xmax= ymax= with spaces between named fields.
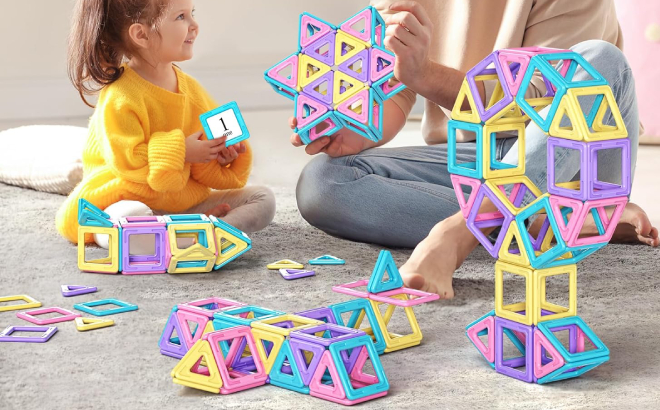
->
xmin=184 ymin=131 xmax=226 ymax=163
xmin=217 ymin=141 xmax=246 ymax=165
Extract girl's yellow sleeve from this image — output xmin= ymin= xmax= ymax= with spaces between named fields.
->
xmin=102 ymin=100 xmax=190 ymax=192
xmin=190 ymin=140 xmax=253 ymax=190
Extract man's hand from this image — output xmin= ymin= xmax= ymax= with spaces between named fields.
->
xmin=382 ymin=1 xmax=434 ymax=93
xmin=184 ymin=131 xmax=226 ymax=163
xmin=289 ymin=117 xmax=376 ymax=157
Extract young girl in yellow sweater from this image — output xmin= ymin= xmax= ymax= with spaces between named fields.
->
xmin=57 ymin=0 xmax=275 ymax=245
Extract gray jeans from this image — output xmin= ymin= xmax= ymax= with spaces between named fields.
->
xmin=296 ymin=40 xmax=639 ymax=248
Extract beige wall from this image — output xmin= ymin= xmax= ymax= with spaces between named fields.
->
xmin=0 ymin=0 xmax=368 ymax=121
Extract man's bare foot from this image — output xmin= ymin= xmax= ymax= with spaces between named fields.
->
xmin=204 ymin=203 xmax=231 ymax=218
xmin=399 ymin=214 xmax=479 ymax=299
xmin=581 ymin=202 xmax=659 ymax=246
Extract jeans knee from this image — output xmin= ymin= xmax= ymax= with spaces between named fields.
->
xmin=572 ymin=39 xmax=630 ymax=77
xmin=296 ymin=155 xmax=343 ymax=227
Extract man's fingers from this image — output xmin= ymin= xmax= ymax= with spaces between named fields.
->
xmin=290 ymin=133 xmax=304 ymax=147
xmin=385 ymin=23 xmax=414 ymax=47
xmin=384 ymin=11 xmax=423 ymax=36
xmin=305 ymin=137 xmax=331 ymax=155
xmin=289 ymin=116 xmax=298 ymax=129
xmin=388 ymin=1 xmax=433 ymax=28
xmin=384 ymin=33 xmax=406 ymax=55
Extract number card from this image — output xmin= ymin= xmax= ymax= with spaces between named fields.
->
xmin=199 ymin=101 xmax=250 ymax=147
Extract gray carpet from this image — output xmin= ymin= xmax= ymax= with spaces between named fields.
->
xmin=1 ymin=182 xmax=659 ymax=410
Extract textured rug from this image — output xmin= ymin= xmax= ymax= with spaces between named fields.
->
xmin=1 ymin=183 xmax=659 ymax=410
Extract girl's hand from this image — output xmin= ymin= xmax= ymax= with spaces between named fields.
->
xmin=382 ymin=1 xmax=433 ymax=92
xmin=289 ymin=117 xmax=376 ymax=157
xmin=217 ymin=142 xmax=247 ymax=165
xmin=185 ymin=131 xmax=226 ymax=163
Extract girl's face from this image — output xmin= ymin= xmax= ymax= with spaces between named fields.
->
xmin=156 ymin=0 xmax=198 ymax=63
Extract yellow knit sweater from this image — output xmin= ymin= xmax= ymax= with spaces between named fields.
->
xmin=56 ymin=64 xmax=252 ymax=243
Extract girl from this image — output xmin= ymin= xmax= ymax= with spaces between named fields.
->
xmin=57 ymin=0 xmax=275 ymax=245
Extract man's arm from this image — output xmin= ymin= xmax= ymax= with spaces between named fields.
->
xmin=380 ymin=1 xmax=486 ymax=110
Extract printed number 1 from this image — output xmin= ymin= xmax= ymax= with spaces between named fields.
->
xmin=219 ymin=117 xmax=228 ymax=131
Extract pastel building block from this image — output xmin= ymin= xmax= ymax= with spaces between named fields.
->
xmin=295 ymin=93 xmax=330 ymax=130
xmin=77 ymin=198 xmax=113 ymax=228
xmin=548 ymin=194 xmax=628 ymax=248
xmin=368 ymin=287 xmax=439 ymax=307
xmin=339 ymin=7 xmax=373 ymax=43
xmin=166 ymin=220 xmax=216 ymax=273
xmin=366 ymin=250 xmax=404 ymax=293
xmin=294 ymin=307 xmax=338 ymax=325
xmin=451 ymin=79 xmax=481 ymax=123
xmin=482 ymin=122 xmax=526 ymax=179
xmin=369 ymin=46 xmax=395 ymax=83
xmin=0 ymin=325 xmax=57 ymax=343
xmin=309 ymin=255 xmax=345 ymax=265
xmin=371 ymin=72 xmax=406 ymax=100
xmin=206 ymin=326 xmax=268 ymax=394
xmin=299 ymin=13 xmax=336 ymax=50
xmin=549 ymin=86 xmax=627 ymax=141
xmin=448 ymin=120 xmax=484 ymax=178
xmin=171 ymin=339 xmax=223 ymax=394
xmin=514 ymin=194 xmax=609 ymax=269
xmin=465 ymin=310 xmax=496 ymax=368
xmin=73 ymin=298 xmax=138 ymax=316
xmin=465 ymin=51 xmax=515 ymax=122
xmin=515 ymin=51 xmax=608 ymax=132
xmin=302 ymin=71 xmax=334 ymax=106
xmin=264 ymin=53 xmax=299 ymax=99
xmin=209 ymin=216 xmax=252 ymax=270
xmin=497 ymin=47 xmax=569 ymax=96
xmin=495 ymin=260 xmax=577 ymax=326
xmin=535 ymin=316 xmax=610 ymax=384
xmin=61 ymin=285 xmax=97 ymax=297
xmin=159 ymin=307 xmax=189 ymax=359
xmin=297 ymin=111 xmax=343 ymax=145
xmin=338 ymin=49 xmax=369 ymax=83
xmin=265 ymin=7 xmax=405 ymax=145
xmin=494 ymin=317 xmax=535 ymax=383
xmin=329 ymin=299 xmax=386 ymax=355
xmin=200 ymin=102 xmax=252 ymax=147
xmin=465 ymin=183 xmax=515 ymax=258
xmin=268 ymin=339 xmax=310 ymax=394
xmin=16 ymin=307 xmax=80 ymax=325
xmin=302 ymin=31 xmax=336 ymax=67
xmin=75 ymin=317 xmax=115 ymax=331
xmin=367 ymin=294 xmax=423 ymax=353
xmin=547 ymin=137 xmax=631 ymax=201
xmin=327 ymin=335 xmax=389 ymax=401
xmin=0 ymin=295 xmax=41 ymax=312
xmin=450 ymin=174 xmax=482 ymax=219
xmin=279 ymin=269 xmax=316 ymax=280
xmin=179 ymin=297 xmax=245 ymax=317
xmin=78 ymin=225 xmax=120 ymax=274
xmin=119 ymin=216 xmax=169 ymax=274
xmin=332 ymin=279 xmax=372 ymax=299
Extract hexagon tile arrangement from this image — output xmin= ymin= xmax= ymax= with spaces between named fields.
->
xmin=457 ymin=47 xmax=630 ymax=384
xmin=264 ymin=6 xmax=406 ymax=144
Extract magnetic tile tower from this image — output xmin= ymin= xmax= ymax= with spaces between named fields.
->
xmin=453 ymin=47 xmax=630 ymax=383
xmin=77 ymin=198 xmax=251 ymax=274
xmin=265 ymin=6 xmax=406 ymax=144
xmin=161 ymin=250 xmax=438 ymax=405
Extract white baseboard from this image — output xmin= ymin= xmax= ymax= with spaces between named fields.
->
xmin=0 ymin=66 xmax=290 ymax=122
